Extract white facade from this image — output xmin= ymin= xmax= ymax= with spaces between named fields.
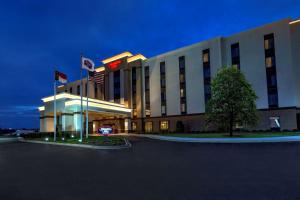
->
xmin=39 ymin=18 xmax=300 ymax=133
xmin=143 ymin=18 xmax=300 ymax=117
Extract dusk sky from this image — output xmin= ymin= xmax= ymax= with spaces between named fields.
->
xmin=0 ymin=0 xmax=299 ymax=129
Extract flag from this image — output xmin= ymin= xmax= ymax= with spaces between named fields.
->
xmin=55 ymin=71 xmax=67 ymax=83
xmin=89 ymin=71 xmax=105 ymax=85
xmin=82 ymin=57 xmax=95 ymax=71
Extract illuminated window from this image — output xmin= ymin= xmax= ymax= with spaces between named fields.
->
xmin=131 ymin=122 xmax=137 ymax=131
xmin=264 ymin=37 xmax=274 ymax=50
xmin=265 ymin=57 xmax=275 ymax=68
xmin=180 ymin=88 xmax=185 ymax=98
xmin=160 ymin=121 xmax=169 ymax=131
xmin=145 ymin=122 xmax=153 ymax=133
xmin=203 ymin=52 xmax=209 ymax=63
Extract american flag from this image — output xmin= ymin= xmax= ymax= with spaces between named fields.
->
xmin=89 ymin=71 xmax=105 ymax=85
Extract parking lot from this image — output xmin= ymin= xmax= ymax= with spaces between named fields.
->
xmin=1 ymin=137 xmax=300 ymax=200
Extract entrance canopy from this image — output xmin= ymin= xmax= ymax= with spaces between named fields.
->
xmin=39 ymin=93 xmax=131 ymax=116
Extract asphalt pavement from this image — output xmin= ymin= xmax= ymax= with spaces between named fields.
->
xmin=1 ymin=137 xmax=300 ymax=200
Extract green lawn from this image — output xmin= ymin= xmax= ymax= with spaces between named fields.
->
xmin=28 ymin=135 xmax=126 ymax=146
xmin=157 ymin=132 xmax=300 ymax=138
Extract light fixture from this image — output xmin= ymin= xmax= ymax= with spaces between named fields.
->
xmin=45 ymin=137 xmax=49 ymax=142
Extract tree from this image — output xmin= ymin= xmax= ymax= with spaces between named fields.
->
xmin=206 ymin=66 xmax=258 ymax=136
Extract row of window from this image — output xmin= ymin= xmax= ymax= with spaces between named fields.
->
xmin=65 ymin=82 xmax=101 ymax=99
xmin=149 ymin=33 xmax=278 ymax=117
xmin=131 ymin=121 xmax=169 ymax=132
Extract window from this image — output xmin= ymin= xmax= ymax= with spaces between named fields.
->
xmin=132 ymin=68 xmax=137 ymax=110
xmin=265 ymin=57 xmax=275 ymax=68
xmin=94 ymin=83 xmax=98 ymax=98
xmin=114 ymin=70 xmax=120 ymax=103
xmin=160 ymin=62 xmax=167 ymax=116
xmin=131 ymin=122 xmax=137 ymax=131
xmin=161 ymin=105 xmax=166 ymax=115
xmin=179 ymin=74 xmax=185 ymax=83
xmin=203 ymin=52 xmax=209 ymax=63
xmin=178 ymin=56 xmax=187 ymax=114
xmin=77 ymin=85 xmax=80 ymax=95
xmin=160 ymin=121 xmax=169 ymax=131
xmin=264 ymin=36 xmax=274 ymax=50
xmin=180 ymin=103 xmax=186 ymax=113
xmin=202 ymin=49 xmax=211 ymax=106
xmin=231 ymin=43 xmax=240 ymax=69
xmin=145 ymin=122 xmax=153 ymax=133
xmin=69 ymin=87 xmax=73 ymax=94
xmin=264 ymin=33 xmax=278 ymax=108
xmin=180 ymin=88 xmax=185 ymax=98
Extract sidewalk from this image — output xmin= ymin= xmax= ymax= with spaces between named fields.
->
xmin=120 ymin=133 xmax=300 ymax=143
xmin=18 ymin=138 xmax=132 ymax=150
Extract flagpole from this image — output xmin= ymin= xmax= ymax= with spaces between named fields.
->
xmin=54 ymin=76 xmax=57 ymax=142
xmin=86 ymin=73 xmax=89 ymax=139
xmin=80 ymin=54 xmax=83 ymax=142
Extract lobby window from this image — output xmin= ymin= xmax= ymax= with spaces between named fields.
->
xmin=179 ymin=56 xmax=187 ymax=114
xmin=131 ymin=122 xmax=137 ymax=131
xmin=114 ymin=70 xmax=121 ymax=103
xmin=132 ymin=67 xmax=137 ymax=117
xmin=94 ymin=83 xmax=98 ymax=98
xmin=160 ymin=61 xmax=167 ymax=116
xmin=69 ymin=87 xmax=73 ymax=94
xmin=144 ymin=66 xmax=151 ymax=117
xmin=202 ymin=49 xmax=211 ymax=105
xmin=145 ymin=121 xmax=153 ymax=133
xmin=77 ymin=85 xmax=80 ymax=95
xmin=231 ymin=43 xmax=240 ymax=69
xmin=264 ymin=33 xmax=278 ymax=108
xmin=160 ymin=120 xmax=169 ymax=131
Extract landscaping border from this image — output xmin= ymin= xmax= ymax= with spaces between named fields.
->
xmin=123 ymin=134 xmax=300 ymax=143
xmin=18 ymin=137 xmax=132 ymax=149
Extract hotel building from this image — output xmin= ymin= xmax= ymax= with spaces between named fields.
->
xmin=39 ymin=18 xmax=300 ymax=133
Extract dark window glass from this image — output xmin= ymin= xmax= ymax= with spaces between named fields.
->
xmin=144 ymin=66 xmax=150 ymax=117
xmin=231 ymin=43 xmax=240 ymax=69
xmin=160 ymin=62 xmax=165 ymax=74
xmin=264 ymin=33 xmax=278 ymax=108
xmin=132 ymin=68 xmax=137 ymax=110
xmin=94 ymin=83 xmax=98 ymax=98
xmin=178 ymin=56 xmax=187 ymax=114
xmin=70 ymin=87 xmax=73 ymax=94
xmin=77 ymin=85 xmax=80 ymax=95
xmin=114 ymin=70 xmax=120 ymax=103
xmin=202 ymin=49 xmax=211 ymax=106
xmin=160 ymin=62 xmax=167 ymax=116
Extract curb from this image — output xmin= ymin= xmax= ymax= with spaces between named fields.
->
xmin=18 ymin=138 xmax=132 ymax=150
xmin=123 ymin=134 xmax=300 ymax=143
